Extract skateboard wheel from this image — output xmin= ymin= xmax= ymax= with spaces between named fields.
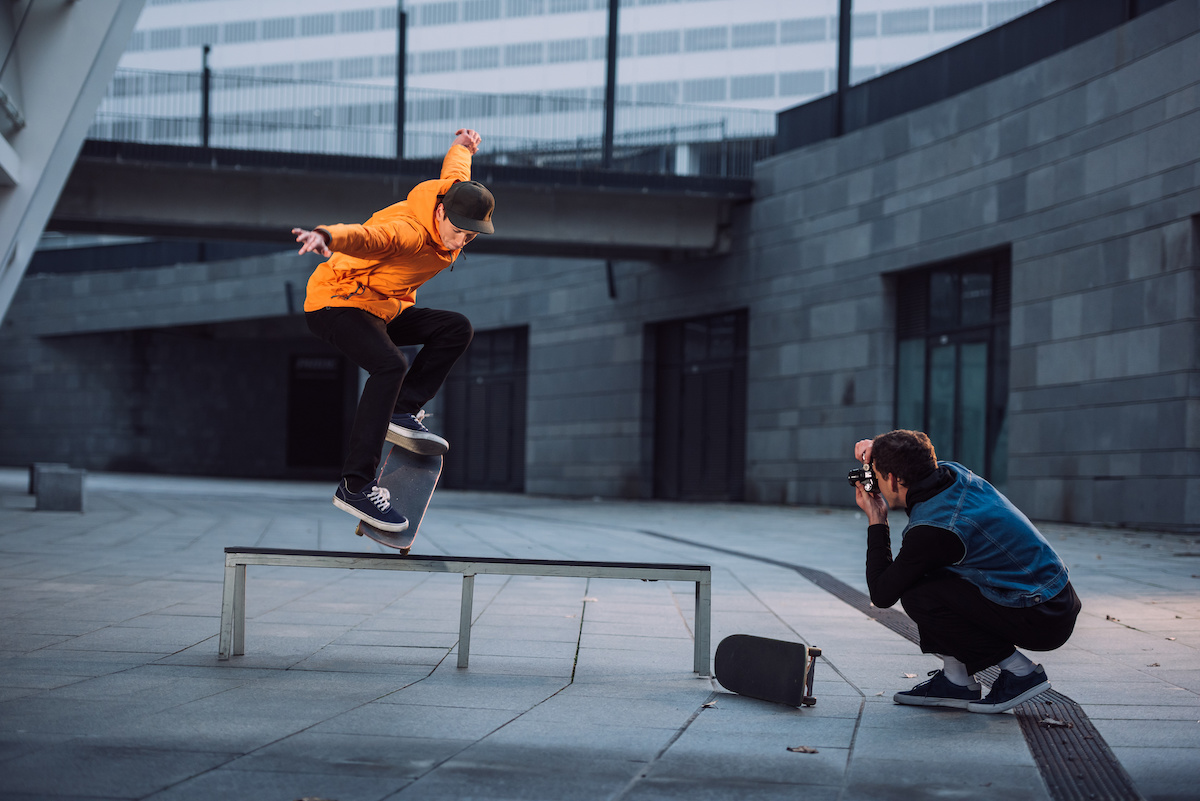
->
xmin=808 ymin=648 xmax=822 ymax=657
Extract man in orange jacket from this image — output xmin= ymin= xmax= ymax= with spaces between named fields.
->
xmin=292 ymin=128 xmax=494 ymax=533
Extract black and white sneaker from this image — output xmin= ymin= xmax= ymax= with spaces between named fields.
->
xmin=386 ymin=410 xmax=449 ymax=455
xmin=893 ymin=670 xmax=982 ymax=709
xmin=332 ymin=479 xmax=409 ymax=532
xmin=968 ymin=666 xmax=1051 ymax=714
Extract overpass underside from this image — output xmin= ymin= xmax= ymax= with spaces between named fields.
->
xmin=50 ymin=142 xmax=753 ymax=262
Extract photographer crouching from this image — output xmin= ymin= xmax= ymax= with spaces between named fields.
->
xmin=850 ymin=430 xmax=1081 ymax=713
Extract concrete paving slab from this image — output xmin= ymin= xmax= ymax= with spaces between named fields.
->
xmin=1 ymin=469 xmax=1197 ymax=799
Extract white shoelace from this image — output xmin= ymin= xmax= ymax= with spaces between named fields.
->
xmin=365 ymin=485 xmax=392 ymax=511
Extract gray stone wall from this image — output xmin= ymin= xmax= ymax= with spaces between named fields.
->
xmin=0 ymin=252 xmax=348 ymax=479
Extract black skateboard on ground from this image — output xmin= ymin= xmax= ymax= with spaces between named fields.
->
xmin=715 ymin=634 xmax=821 ymax=707
xmin=354 ymin=445 xmax=442 ymax=555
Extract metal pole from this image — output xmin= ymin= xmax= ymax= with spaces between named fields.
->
xmin=201 ymin=44 xmax=211 ymax=147
xmin=602 ymin=0 xmax=619 ymax=168
xmin=396 ymin=7 xmax=407 ymax=161
xmin=835 ymin=0 xmax=852 ymax=137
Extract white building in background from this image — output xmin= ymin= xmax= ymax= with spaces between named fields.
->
xmin=118 ymin=0 xmax=1051 ymax=113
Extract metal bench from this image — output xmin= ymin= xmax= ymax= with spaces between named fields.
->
xmin=219 ymin=546 xmax=713 ymax=675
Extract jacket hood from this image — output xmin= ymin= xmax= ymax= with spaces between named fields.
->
xmin=405 ymin=177 xmax=459 ymax=250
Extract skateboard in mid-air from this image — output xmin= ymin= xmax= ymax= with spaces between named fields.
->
xmin=715 ymin=634 xmax=821 ymax=707
xmin=354 ymin=444 xmax=442 ymax=555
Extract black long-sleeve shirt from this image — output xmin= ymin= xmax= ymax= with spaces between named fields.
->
xmin=864 ymin=466 xmax=965 ymax=609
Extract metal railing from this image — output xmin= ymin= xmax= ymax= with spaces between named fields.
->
xmin=89 ymin=68 xmax=777 ymax=178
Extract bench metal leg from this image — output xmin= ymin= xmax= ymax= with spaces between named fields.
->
xmin=457 ymin=573 xmax=475 ymax=668
xmin=694 ymin=577 xmax=711 ymax=677
xmin=219 ymin=562 xmax=245 ymax=660
xmin=232 ymin=563 xmax=246 ymax=656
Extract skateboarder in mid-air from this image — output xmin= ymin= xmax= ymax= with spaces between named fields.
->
xmin=292 ymin=128 xmax=494 ymax=533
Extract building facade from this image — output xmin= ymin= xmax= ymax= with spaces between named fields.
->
xmin=2 ymin=0 xmax=1196 ymax=532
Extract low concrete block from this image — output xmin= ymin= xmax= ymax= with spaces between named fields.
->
xmin=28 ymin=462 xmax=68 ymax=495
xmin=35 ymin=466 xmax=85 ymax=512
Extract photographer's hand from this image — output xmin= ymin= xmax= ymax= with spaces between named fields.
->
xmin=853 ymin=439 xmax=873 ymax=464
xmin=855 ymin=482 xmax=889 ymax=527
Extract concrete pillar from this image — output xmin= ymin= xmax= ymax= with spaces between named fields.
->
xmin=0 ymin=0 xmax=146 ymax=325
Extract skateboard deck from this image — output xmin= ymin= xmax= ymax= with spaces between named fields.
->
xmin=354 ymin=445 xmax=442 ymax=555
xmin=715 ymin=634 xmax=821 ymax=707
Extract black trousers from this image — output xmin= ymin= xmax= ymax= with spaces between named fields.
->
xmin=306 ymin=306 xmax=473 ymax=488
xmin=900 ymin=574 xmax=1082 ymax=675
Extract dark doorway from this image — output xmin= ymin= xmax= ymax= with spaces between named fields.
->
xmin=441 ymin=326 xmax=528 ymax=492
xmin=286 ymin=354 xmax=347 ymax=469
xmin=651 ymin=310 xmax=748 ymax=501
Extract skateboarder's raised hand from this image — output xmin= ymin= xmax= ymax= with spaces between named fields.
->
xmin=452 ymin=128 xmax=481 ymax=154
xmin=292 ymin=227 xmax=331 ymax=257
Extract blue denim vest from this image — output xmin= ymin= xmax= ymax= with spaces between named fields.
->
xmin=903 ymin=462 xmax=1069 ymax=608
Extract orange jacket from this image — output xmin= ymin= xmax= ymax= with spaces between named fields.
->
xmin=303 ymin=144 xmax=473 ymax=321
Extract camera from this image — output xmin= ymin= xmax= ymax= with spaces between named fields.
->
xmin=847 ymin=462 xmax=878 ymax=494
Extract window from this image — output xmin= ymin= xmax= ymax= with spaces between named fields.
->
xmin=731 ymin=22 xmax=775 ymax=48
xmin=780 ymin=17 xmax=826 ymax=43
xmin=683 ymin=78 xmax=726 ymax=103
xmin=549 ymin=0 xmax=589 ymax=11
xmin=779 ymin=70 xmax=825 ymax=97
xmin=987 ymin=0 xmax=1037 ymax=25
xmin=852 ymin=12 xmax=878 ymax=38
xmin=339 ymin=57 xmax=375 ymax=79
xmin=462 ymin=46 xmax=501 ymax=70
xmin=148 ymin=28 xmax=183 ymax=50
xmin=894 ymin=249 xmax=1011 ymax=484
xmin=730 ymin=73 xmax=774 ymax=100
xmin=464 ymin=0 xmax=501 ymax=21
xmin=591 ymin=35 xmax=634 ymax=59
xmin=127 ymin=30 xmax=146 ymax=52
xmin=505 ymin=42 xmax=544 ymax=66
xmin=881 ymin=9 xmax=929 ymax=35
xmin=222 ymin=21 xmax=256 ymax=44
xmin=299 ymin=60 xmax=335 ymax=81
xmin=186 ymin=24 xmax=219 ymax=47
xmin=638 ymin=30 xmax=680 ymax=56
xmin=420 ymin=2 xmax=458 ymax=26
xmin=547 ymin=38 xmax=589 ymax=63
xmin=506 ymin=0 xmax=545 ymax=17
xmin=636 ymin=81 xmax=678 ymax=104
xmin=684 ymin=26 xmax=727 ymax=52
xmin=260 ymin=63 xmax=295 ymax=80
xmin=260 ymin=18 xmax=295 ymax=40
xmin=300 ymin=14 xmax=336 ymax=37
xmin=419 ymin=50 xmax=458 ymax=73
xmin=340 ymin=9 xmax=376 ymax=32
xmin=934 ymin=4 xmax=985 ymax=31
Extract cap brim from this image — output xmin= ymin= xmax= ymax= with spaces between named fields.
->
xmin=446 ymin=210 xmax=493 ymax=235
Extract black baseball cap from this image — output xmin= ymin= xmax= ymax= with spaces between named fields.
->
xmin=439 ymin=180 xmax=495 ymax=235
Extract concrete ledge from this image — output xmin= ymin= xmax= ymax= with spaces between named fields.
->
xmin=34 ymin=465 xmax=85 ymax=512
xmin=28 ymin=462 xmax=68 ymax=495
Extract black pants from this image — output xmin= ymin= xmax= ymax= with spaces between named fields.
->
xmin=900 ymin=574 xmax=1082 ymax=675
xmin=306 ymin=306 xmax=473 ymax=488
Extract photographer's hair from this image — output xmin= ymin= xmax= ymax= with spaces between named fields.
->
xmin=871 ymin=430 xmax=938 ymax=487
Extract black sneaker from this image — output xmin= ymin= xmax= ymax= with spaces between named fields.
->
xmin=386 ymin=410 xmax=449 ymax=455
xmin=968 ymin=666 xmax=1050 ymax=714
xmin=332 ymin=479 xmax=409 ymax=532
xmin=893 ymin=670 xmax=982 ymax=709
